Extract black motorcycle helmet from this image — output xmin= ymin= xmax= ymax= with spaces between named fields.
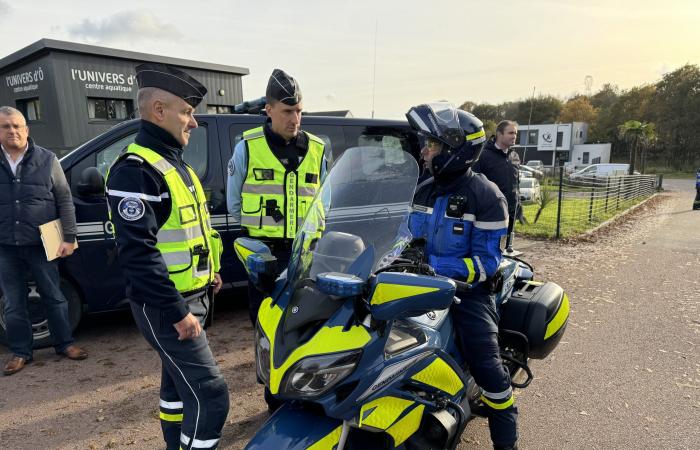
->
xmin=406 ymin=103 xmax=486 ymax=176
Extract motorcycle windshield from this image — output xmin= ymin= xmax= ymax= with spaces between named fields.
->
xmin=286 ymin=146 xmax=419 ymax=287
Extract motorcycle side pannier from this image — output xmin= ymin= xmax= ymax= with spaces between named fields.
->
xmin=499 ymin=281 xmax=569 ymax=359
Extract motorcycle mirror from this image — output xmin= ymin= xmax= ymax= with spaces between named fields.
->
xmin=368 ymin=272 xmax=455 ymax=321
xmin=234 ymin=237 xmax=272 ymax=271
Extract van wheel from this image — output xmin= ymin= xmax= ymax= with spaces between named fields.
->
xmin=0 ymin=278 xmax=83 ymax=350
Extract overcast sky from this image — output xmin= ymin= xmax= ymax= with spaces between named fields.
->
xmin=1 ymin=0 xmax=699 ymax=119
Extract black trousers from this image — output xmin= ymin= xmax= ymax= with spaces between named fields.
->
xmin=452 ymin=287 xmax=518 ymax=448
xmin=130 ymin=301 xmax=230 ymax=450
xmin=694 ymin=188 xmax=700 ymax=210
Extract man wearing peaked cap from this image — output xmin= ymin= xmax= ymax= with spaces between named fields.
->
xmin=226 ymin=69 xmax=330 ymax=412
xmin=106 ymin=63 xmax=229 ymax=450
xmin=135 ymin=63 xmax=207 ymax=108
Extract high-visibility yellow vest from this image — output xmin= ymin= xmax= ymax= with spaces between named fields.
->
xmin=240 ymin=127 xmax=324 ymax=239
xmin=107 ymin=143 xmax=223 ymax=294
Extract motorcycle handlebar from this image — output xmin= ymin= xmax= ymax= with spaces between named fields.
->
xmin=451 ymin=279 xmax=472 ymax=294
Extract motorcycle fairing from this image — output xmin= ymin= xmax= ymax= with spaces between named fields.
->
xmin=244 ymin=403 xmax=343 ymax=450
xmin=357 ymin=395 xmax=426 ymax=447
xmin=257 ymin=295 xmax=371 ymax=395
xmin=409 ymin=354 xmax=465 ymax=396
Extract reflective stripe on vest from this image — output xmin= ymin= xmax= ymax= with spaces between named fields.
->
xmin=240 ymin=126 xmax=324 ymax=239
xmin=107 ymin=143 xmax=214 ymax=294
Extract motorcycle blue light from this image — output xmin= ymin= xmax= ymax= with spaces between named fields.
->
xmin=316 ymin=272 xmax=364 ymax=297
xmin=247 ymin=253 xmax=268 ymax=274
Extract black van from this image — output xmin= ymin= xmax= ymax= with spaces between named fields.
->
xmin=0 ymin=114 xmax=420 ymax=348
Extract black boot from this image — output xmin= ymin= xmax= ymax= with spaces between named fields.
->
xmin=494 ymin=444 xmax=518 ymax=450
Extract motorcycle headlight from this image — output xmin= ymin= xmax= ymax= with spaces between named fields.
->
xmin=255 ymin=326 xmax=271 ymax=386
xmin=281 ymin=350 xmax=361 ymax=398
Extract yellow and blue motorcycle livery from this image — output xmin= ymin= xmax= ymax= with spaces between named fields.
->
xmin=235 ymin=147 xmax=569 ymax=450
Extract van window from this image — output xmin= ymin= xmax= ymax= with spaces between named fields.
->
xmin=94 ymin=126 xmax=208 ymax=179
xmin=343 ymin=126 xmax=416 ymax=161
xmin=96 ymin=133 xmax=137 ymax=178
xmin=182 ymin=126 xmax=208 ymax=179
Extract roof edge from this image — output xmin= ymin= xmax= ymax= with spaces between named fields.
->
xmin=0 ymin=38 xmax=249 ymax=75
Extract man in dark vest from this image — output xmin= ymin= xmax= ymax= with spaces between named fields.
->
xmin=106 ymin=64 xmax=228 ymax=450
xmin=0 ymin=106 xmax=87 ymax=376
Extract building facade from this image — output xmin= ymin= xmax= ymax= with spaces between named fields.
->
xmin=513 ymin=122 xmax=589 ymax=167
xmin=0 ymin=39 xmax=249 ymax=155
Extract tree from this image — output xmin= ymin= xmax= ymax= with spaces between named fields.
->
xmin=559 ymin=96 xmax=598 ymax=124
xmin=619 ymin=120 xmax=656 ymax=174
xmin=482 ymin=120 xmax=497 ymax=139
xmin=513 ymin=95 xmax=563 ymax=124
xmin=652 ymin=64 xmax=700 ymax=169
xmin=458 ymin=101 xmax=477 ymax=113
xmin=589 ymin=83 xmax=619 ymax=110
xmin=472 ymin=103 xmax=500 ymax=123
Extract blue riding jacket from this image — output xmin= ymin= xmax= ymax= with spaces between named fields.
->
xmin=409 ymin=170 xmax=509 ymax=284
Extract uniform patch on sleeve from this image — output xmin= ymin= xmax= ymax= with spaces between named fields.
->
xmin=227 ymin=158 xmax=235 ymax=176
xmin=118 ymin=197 xmax=146 ymax=221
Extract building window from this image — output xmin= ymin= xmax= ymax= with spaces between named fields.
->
xmin=517 ymin=130 xmax=539 ymax=145
xmin=16 ymin=98 xmax=41 ymax=121
xmin=582 ymin=152 xmax=590 ymax=164
xmin=556 ymin=131 xmax=563 ymax=147
xmin=206 ymin=105 xmax=232 ymax=114
xmin=87 ymin=98 xmax=132 ymax=121
xmin=527 ymin=130 xmax=538 ymax=145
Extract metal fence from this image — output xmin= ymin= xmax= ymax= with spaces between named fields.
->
xmin=517 ymin=171 xmax=660 ymax=239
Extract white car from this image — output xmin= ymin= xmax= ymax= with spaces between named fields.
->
xmin=525 ymin=160 xmax=545 ymax=172
xmin=519 ymin=165 xmax=544 ymax=180
xmin=569 ymin=163 xmax=631 ymax=179
xmin=519 ymin=177 xmax=541 ymax=203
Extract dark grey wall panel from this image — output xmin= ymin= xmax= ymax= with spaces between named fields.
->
xmin=2 ymin=47 xmax=246 ymax=154
xmin=0 ymin=54 xmax=63 ymax=150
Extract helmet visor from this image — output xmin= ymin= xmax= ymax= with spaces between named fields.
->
xmin=406 ymin=102 xmax=463 ymax=149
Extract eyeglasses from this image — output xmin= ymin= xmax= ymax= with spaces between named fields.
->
xmin=0 ymin=124 xmax=27 ymax=131
xmin=425 ymin=139 xmax=443 ymax=150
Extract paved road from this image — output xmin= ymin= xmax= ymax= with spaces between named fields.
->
xmin=458 ymin=184 xmax=699 ymax=449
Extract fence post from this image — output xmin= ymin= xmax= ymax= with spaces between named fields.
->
xmin=604 ymin=177 xmax=610 ymax=212
xmin=616 ymin=177 xmax=622 ymax=209
xmin=555 ymin=166 xmax=564 ymax=239
xmin=588 ymin=187 xmax=595 ymax=223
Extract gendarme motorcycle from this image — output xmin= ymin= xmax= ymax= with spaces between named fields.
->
xmin=234 ymin=147 xmax=569 ymax=449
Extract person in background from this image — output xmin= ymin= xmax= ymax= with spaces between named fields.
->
xmin=472 ymin=120 xmax=521 ymax=252
xmin=0 ymin=106 xmax=87 ymax=376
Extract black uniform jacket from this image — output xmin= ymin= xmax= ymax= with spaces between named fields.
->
xmin=472 ymin=137 xmax=519 ymax=214
xmin=106 ymin=121 xmax=201 ymax=325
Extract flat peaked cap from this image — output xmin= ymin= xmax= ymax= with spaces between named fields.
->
xmin=266 ymin=68 xmax=302 ymax=105
xmin=135 ymin=63 xmax=207 ymax=107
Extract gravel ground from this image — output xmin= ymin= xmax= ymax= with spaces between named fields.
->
xmin=1 ymin=180 xmax=697 ymax=450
